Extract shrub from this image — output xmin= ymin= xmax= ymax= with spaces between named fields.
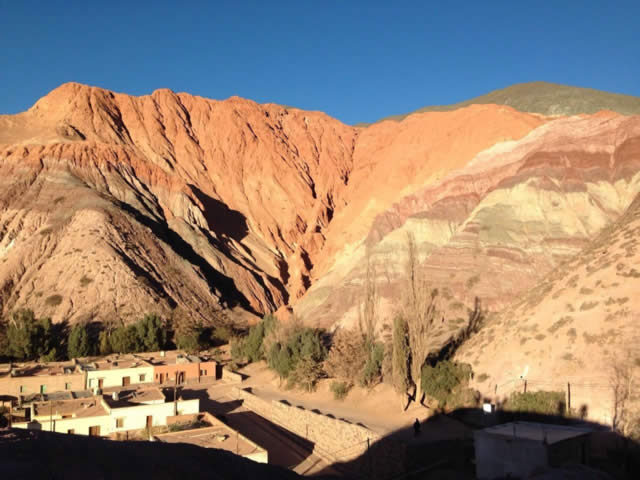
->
xmin=506 ymin=391 xmax=566 ymax=415
xmin=324 ymin=328 xmax=366 ymax=383
xmin=476 ymin=373 xmax=489 ymax=383
xmin=421 ymin=361 xmax=473 ymax=408
xmin=287 ymin=356 xmax=322 ymax=392
xmin=45 ymin=295 xmax=63 ymax=307
xmin=360 ymin=341 xmax=384 ymax=388
xmin=330 ymin=381 xmax=351 ymax=400
xmin=211 ymin=325 xmax=233 ymax=345
xmin=79 ymin=275 xmax=93 ymax=287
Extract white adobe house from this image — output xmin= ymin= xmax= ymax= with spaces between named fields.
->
xmin=12 ymin=388 xmax=199 ymax=437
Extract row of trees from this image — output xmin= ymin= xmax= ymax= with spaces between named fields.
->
xmin=0 ymin=310 xmax=232 ymax=362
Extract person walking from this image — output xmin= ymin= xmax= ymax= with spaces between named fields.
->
xmin=413 ymin=418 xmax=421 ymax=437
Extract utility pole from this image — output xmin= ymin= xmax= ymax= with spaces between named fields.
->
xmin=173 ymin=375 xmax=178 ymax=416
xmin=567 ymin=382 xmax=571 ymax=413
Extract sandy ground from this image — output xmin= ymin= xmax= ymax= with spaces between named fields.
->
xmin=239 ymin=362 xmax=469 ymax=443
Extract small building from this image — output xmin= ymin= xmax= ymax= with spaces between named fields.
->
xmin=12 ymin=387 xmax=199 ymax=437
xmin=138 ymin=351 xmax=218 ymax=385
xmin=84 ymin=356 xmax=154 ymax=389
xmin=474 ymin=421 xmax=591 ymax=479
xmin=154 ymin=413 xmax=267 ymax=464
xmin=0 ymin=361 xmax=86 ymax=401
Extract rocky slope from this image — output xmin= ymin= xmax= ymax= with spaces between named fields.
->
xmin=456 ymin=188 xmax=640 ymax=424
xmin=0 ymin=83 xmax=543 ymax=325
xmin=295 ymin=113 xmax=640 ymax=332
xmin=0 ymin=83 xmax=358 ymax=324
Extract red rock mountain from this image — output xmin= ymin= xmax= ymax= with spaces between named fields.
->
xmin=1 ymin=83 xmax=639 ymax=342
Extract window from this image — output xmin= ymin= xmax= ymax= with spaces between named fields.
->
xmin=40 ymin=385 xmax=46 ymax=394
xmin=139 ymin=374 xmax=146 ymax=382
xmin=67 ymin=429 xmax=75 ymax=434
xmin=65 ymin=383 xmax=71 ymax=390
xmin=200 ymin=369 xmax=207 ymax=376
xmin=116 ymin=418 xmax=124 ymax=428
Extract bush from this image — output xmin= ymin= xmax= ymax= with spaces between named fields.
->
xmin=360 ymin=341 xmax=384 ymax=388
xmin=324 ymin=328 xmax=366 ymax=382
xmin=45 ymin=294 xmax=63 ymax=307
xmin=330 ymin=381 xmax=351 ymax=400
xmin=108 ymin=313 xmax=168 ymax=354
xmin=288 ymin=356 xmax=322 ymax=392
xmin=421 ymin=361 xmax=473 ymax=408
xmin=506 ymin=391 xmax=566 ymax=415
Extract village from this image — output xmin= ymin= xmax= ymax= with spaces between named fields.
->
xmin=1 ymin=347 xmax=620 ymax=479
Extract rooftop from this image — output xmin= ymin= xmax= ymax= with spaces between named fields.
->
xmin=136 ymin=350 xmax=207 ymax=366
xmin=85 ymin=356 xmax=151 ymax=371
xmin=33 ymin=396 xmax=107 ymax=419
xmin=103 ymin=388 xmax=165 ymax=408
xmin=480 ymin=422 xmax=591 ymax=445
xmin=155 ymin=425 xmax=264 ymax=457
xmin=0 ymin=361 xmax=81 ymax=378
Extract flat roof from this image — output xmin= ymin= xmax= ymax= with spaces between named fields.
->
xmin=103 ymin=388 xmax=165 ymax=408
xmin=155 ymin=425 xmax=264 ymax=457
xmin=33 ymin=396 xmax=107 ymax=419
xmin=88 ymin=357 xmax=151 ymax=371
xmin=481 ymin=422 xmax=591 ymax=444
xmin=0 ymin=362 xmax=81 ymax=378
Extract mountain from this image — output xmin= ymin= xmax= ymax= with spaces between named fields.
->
xmin=296 ymin=111 xmax=640 ymax=333
xmin=374 ymin=81 xmax=640 ymax=124
xmin=1 ymin=82 xmax=639 ymax=341
xmin=456 ymin=187 xmax=640 ymax=424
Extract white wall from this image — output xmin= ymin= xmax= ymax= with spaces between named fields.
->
xmin=109 ymin=399 xmax=200 ymax=433
xmin=13 ymin=399 xmax=199 ymax=437
xmin=87 ymin=366 xmax=154 ymax=389
xmin=13 ymin=414 xmax=111 ymax=437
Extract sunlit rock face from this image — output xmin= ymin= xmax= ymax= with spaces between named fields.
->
xmin=295 ymin=113 xmax=640 ymax=331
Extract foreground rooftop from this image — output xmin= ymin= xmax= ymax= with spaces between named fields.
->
xmin=480 ymin=421 xmax=591 ymax=444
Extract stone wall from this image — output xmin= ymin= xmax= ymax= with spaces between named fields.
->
xmin=222 ymin=368 xmax=243 ymax=384
xmin=232 ymin=387 xmax=380 ymax=463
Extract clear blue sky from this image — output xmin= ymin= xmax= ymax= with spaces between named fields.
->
xmin=1 ymin=1 xmax=639 ymax=125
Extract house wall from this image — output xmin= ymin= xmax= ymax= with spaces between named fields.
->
xmin=107 ymin=399 xmax=200 ymax=433
xmin=153 ymin=361 xmax=218 ymax=384
xmin=0 ymin=372 xmax=86 ymax=399
xmin=87 ymin=366 xmax=154 ymax=389
xmin=13 ymin=414 xmax=111 ymax=437
xmin=474 ymin=431 xmax=548 ymax=479
xmin=153 ymin=364 xmax=199 ymax=383
xmin=13 ymin=399 xmax=199 ymax=437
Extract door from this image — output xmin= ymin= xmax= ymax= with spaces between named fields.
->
xmin=89 ymin=426 xmax=100 ymax=437
xmin=98 ymin=378 xmax=104 ymax=389
xmin=146 ymin=416 xmax=153 ymax=428
xmin=122 ymin=376 xmax=130 ymax=387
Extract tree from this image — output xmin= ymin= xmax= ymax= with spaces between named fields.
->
xmin=288 ymin=355 xmax=322 ymax=392
xmin=324 ymin=328 xmax=366 ymax=384
xmin=392 ymin=315 xmax=411 ymax=410
xmin=109 ymin=324 xmax=139 ymax=354
xmin=402 ymin=232 xmax=439 ymax=405
xmin=5 ymin=309 xmax=58 ymax=361
xmin=135 ymin=314 xmax=167 ymax=352
xmin=360 ymin=341 xmax=384 ymax=388
xmin=98 ymin=330 xmax=112 ymax=355
xmin=68 ymin=323 xmax=91 ymax=359
xmin=267 ymin=342 xmax=294 ymax=382
xmin=609 ymin=347 xmax=640 ymax=438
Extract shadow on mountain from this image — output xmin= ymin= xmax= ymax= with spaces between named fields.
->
xmin=314 ymin=408 xmax=640 ymax=479
xmin=189 ymin=186 xmax=249 ymax=242
xmin=114 ymin=199 xmax=259 ymax=315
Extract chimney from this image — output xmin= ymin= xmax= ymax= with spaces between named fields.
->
xmin=112 ymin=391 xmax=119 ymax=401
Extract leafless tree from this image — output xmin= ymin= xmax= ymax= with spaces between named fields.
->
xmin=402 ymin=232 xmax=439 ymax=405
xmin=609 ymin=346 xmax=640 ymax=438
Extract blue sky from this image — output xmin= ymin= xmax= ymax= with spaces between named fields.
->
xmin=1 ymin=1 xmax=639 ymax=124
